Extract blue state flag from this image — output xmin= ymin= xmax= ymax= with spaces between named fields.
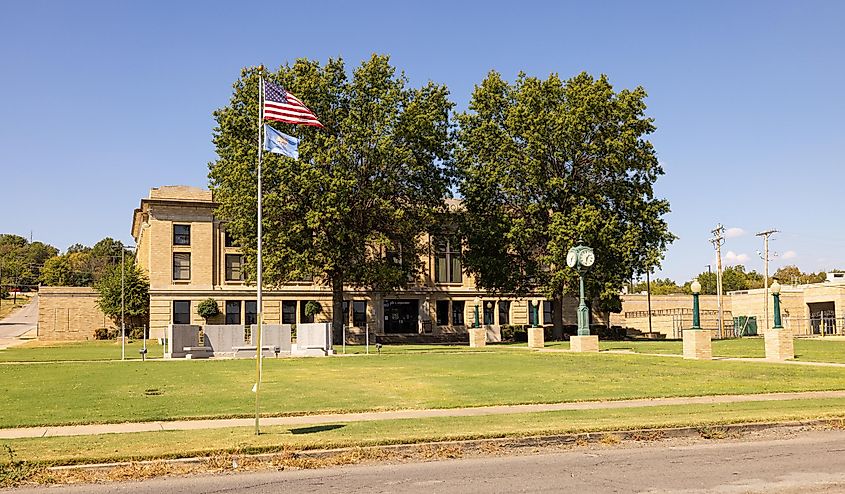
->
xmin=264 ymin=124 xmax=299 ymax=159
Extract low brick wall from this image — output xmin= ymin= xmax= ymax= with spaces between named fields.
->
xmin=38 ymin=286 xmax=115 ymax=340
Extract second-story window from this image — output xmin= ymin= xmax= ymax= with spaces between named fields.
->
xmin=173 ymin=224 xmax=191 ymax=246
xmin=172 ymin=253 xmax=191 ymax=280
xmin=434 ymin=236 xmax=462 ymax=284
xmin=225 ymin=254 xmax=244 ymax=281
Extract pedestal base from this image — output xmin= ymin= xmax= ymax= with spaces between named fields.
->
xmin=570 ymin=335 xmax=599 ymax=352
xmin=683 ymin=329 xmax=712 ymax=360
xmin=469 ymin=327 xmax=486 ymax=348
xmin=765 ymin=328 xmax=794 ymax=361
xmin=528 ymin=327 xmax=544 ymax=349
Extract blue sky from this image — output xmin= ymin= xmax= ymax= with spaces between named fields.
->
xmin=2 ymin=1 xmax=843 ymax=282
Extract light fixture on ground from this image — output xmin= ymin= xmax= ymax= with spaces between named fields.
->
xmin=683 ymin=278 xmax=711 ymax=360
xmin=771 ymin=280 xmax=783 ymax=329
xmin=690 ymin=280 xmax=702 ymax=329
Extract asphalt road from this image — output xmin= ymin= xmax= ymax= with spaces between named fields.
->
xmin=10 ymin=429 xmax=845 ymax=493
xmin=0 ymin=296 xmax=37 ymax=349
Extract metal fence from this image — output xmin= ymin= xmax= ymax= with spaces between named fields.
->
xmin=785 ymin=316 xmax=845 ymax=337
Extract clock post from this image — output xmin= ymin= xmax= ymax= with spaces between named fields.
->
xmin=567 ymin=242 xmax=598 ymax=352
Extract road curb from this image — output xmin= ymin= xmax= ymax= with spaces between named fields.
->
xmin=46 ymin=417 xmax=843 ymax=472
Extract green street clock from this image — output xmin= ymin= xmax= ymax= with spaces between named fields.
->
xmin=567 ymin=242 xmax=595 ymax=336
xmin=566 ymin=245 xmax=595 ymax=270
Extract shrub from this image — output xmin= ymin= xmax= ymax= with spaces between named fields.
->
xmin=0 ymin=445 xmax=41 ymax=488
xmin=128 ymin=326 xmax=147 ymax=339
xmin=197 ymin=298 xmax=220 ymax=321
xmin=304 ymin=300 xmax=322 ymax=317
xmin=94 ymin=327 xmax=113 ymax=340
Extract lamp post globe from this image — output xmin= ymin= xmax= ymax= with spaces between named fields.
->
xmin=771 ymin=280 xmax=783 ymax=329
xmin=690 ymin=280 xmax=702 ymax=329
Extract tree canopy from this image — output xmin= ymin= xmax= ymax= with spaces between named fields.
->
xmin=209 ymin=55 xmax=453 ymax=336
xmin=0 ymin=234 xmax=58 ymax=288
xmin=455 ymin=71 xmax=673 ymax=335
xmin=39 ymin=237 xmax=131 ymax=287
xmin=95 ymin=262 xmax=149 ymax=329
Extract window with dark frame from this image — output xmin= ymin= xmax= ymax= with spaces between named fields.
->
xmin=281 ymin=301 xmax=297 ymax=324
xmin=543 ymin=300 xmax=553 ymax=325
xmin=225 ymin=300 xmax=241 ymax=324
xmin=483 ymin=301 xmax=494 ymax=325
xmin=225 ymin=254 xmax=244 ymax=281
xmin=173 ymin=300 xmax=190 ymax=324
xmin=434 ymin=236 xmax=462 ymax=284
xmin=436 ymin=300 xmax=449 ymax=326
xmin=451 ymin=300 xmax=465 ymax=326
xmin=498 ymin=301 xmax=510 ymax=325
xmin=172 ymin=252 xmax=191 ymax=280
xmin=173 ymin=224 xmax=191 ymax=245
xmin=245 ymin=301 xmax=257 ymax=326
xmin=352 ymin=301 xmax=367 ymax=327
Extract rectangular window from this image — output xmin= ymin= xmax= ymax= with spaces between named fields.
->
xmin=543 ymin=301 xmax=553 ymax=325
xmin=342 ymin=300 xmax=350 ymax=325
xmin=451 ymin=300 xmax=465 ymax=326
xmin=173 ymin=300 xmax=191 ymax=325
xmin=225 ymin=300 xmax=241 ymax=325
xmin=436 ymin=300 xmax=449 ymax=326
xmin=172 ymin=252 xmax=191 ymax=280
xmin=281 ymin=301 xmax=296 ymax=324
xmin=483 ymin=301 xmax=494 ymax=325
xmin=498 ymin=301 xmax=510 ymax=325
xmin=245 ymin=300 xmax=257 ymax=326
xmin=434 ymin=236 xmax=462 ymax=284
xmin=173 ymin=224 xmax=191 ymax=246
xmin=224 ymin=230 xmax=237 ymax=247
xmin=300 ymin=301 xmax=315 ymax=324
xmin=225 ymin=254 xmax=244 ymax=281
xmin=353 ymin=301 xmax=367 ymax=327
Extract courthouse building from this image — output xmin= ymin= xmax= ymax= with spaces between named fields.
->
xmin=131 ymin=185 xmax=588 ymax=340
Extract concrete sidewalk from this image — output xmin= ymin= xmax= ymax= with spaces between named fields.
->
xmin=3 ymin=389 xmax=845 ymax=440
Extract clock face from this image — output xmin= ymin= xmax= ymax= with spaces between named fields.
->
xmin=579 ymin=250 xmax=595 ymax=267
xmin=566 ymin=250 xmax=578 ymax=268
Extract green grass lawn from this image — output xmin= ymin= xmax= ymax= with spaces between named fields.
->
xmin=0 ymin=340 xmax=162 ymax=362
xmin=4 ymin=350 xmax=845 ymax=428
xmin=6 ymin=397 xmax=845 ymax=466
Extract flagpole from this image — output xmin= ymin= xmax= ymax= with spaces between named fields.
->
xmin=255 ymin=66 xmax=265 ymax=436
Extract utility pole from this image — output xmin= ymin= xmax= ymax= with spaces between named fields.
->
xmin=710 ymin=224 xmax=726 ymax=337
xmin=121 ymin=247 xmax=125 ymax=361
xmin=756 ymin=229 xmax=779 ymax=332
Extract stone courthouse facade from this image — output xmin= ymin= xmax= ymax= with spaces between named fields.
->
xmin=131 ymin=186 xmax=581 ymax=340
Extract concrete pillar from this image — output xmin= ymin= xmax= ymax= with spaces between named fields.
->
xmin=570 ymin=335 xmax=599 ymax=352
xmin=682 ymin=329 xmax=712 ymax=360
xmin=469 ymin=327 xmax=486 ymax=348
xmin=527 ymin=327 xmax=544 ymax=349
xmin=765 ymin=328 xmax=794 ymax=361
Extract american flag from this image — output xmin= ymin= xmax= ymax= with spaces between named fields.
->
xmin=263 ymin=80 xmax=323 ymax=128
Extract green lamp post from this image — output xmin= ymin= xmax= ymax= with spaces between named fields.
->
xmin=691 ymin=279 xmax=702 ymax=329
xmin=531 ymin=299 xmax=540 ymax=327
xmin=566 ymin=242 xmax=595 ymax=337
xmin=473 ymin=296 xmax=481 ymax=328
xmin=771 ymin=280 xmax=783 ymax=329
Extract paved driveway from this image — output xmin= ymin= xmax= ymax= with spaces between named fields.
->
xmin=0 ymin=295 xmax=38 ymax=349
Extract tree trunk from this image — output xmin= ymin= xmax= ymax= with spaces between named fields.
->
xmin=331 ymin=274 xmax=344 ymax=345
xmin=552 ymin=291 xmax=565 ymax=340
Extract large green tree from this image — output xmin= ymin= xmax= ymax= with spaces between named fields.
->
xmin=39 ymin=238 xmax=131 ymax=287
xmin=209 ymin=55 xmax=453 ymax=338
xmin=691 ymin=265 xmax=765 ymax=294
xmin=95 ymin=263 xmax=150 ymax=330
xmin=455 ymin=72 xmax=674 ymax=337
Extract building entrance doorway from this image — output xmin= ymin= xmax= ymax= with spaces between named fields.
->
xmin=808 ymin=301 xmax=836 ymax=335
xmin=383 ymin=299 xmax=419 ymax=334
